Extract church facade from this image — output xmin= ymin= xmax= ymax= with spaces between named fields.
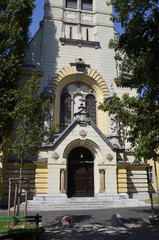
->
xmin=2 ymin=0 xmax=158 ymax=206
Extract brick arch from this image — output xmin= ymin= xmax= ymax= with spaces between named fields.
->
xmin=51 ymin=66 xmax=109 ymax=133
xmin=50 ymin=66 xmax=109 ymax=98
xmin=63 ymin=138 xmax=103 ymax=162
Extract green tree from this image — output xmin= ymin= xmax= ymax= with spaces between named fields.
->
xmin=0 ymin=0 xmax=35 ymax=146
xmin=99 ymin=0 xmax=159 ymax=162
xmin=10 ymin=71 xmax=55 ymax=214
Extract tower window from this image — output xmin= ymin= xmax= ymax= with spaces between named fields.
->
xmin=81 ymin=0 xmax=92 ymax=11
xmin=70 ymin=27 xmax=72 ymax=39
xmin=60 ymin=93 xmax=71 ymax=131
xmin=86 ymin=94 xmax=96 ymax=123
xmin=66 ymin=0 xmax=93 ymax=11
xmin=66 ymin=0 xmax=77 ymax=9
xmin=60 ymin=83 xmax=96 ymax=131
xmin=86 ymin=29 xmax=89 ymax=41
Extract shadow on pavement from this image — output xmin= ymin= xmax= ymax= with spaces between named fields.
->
xmin=39 ymin=216 xmax=159 ymax=240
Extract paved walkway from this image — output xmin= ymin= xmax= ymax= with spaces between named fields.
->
xmin=0 ymin=206 xmax=159 ymax=239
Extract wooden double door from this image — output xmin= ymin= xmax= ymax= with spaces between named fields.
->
xmin=67 ymin=147 xmax=94 ymax=198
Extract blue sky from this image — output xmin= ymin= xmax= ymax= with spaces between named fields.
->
xmin=30 ymin=0 xmax=45 ymax=37
xmin=30 ymin=0 xmax=122 ymax=37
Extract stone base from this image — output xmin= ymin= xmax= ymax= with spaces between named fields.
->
xmin=33 ymin=194 xmax=67 ymax=202
xmin=128 ymin=192 xmax=149 ymax=201
xmin=97 ymin=194 xmax=120 ymax=201
xmin=119 ymin=193 xmax=129 ymax=200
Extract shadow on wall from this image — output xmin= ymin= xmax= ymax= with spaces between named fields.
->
xmin=1 ymin=166 xmax=35 ymax=208
xmin=1 ymin=14 xmax=59 ymax=207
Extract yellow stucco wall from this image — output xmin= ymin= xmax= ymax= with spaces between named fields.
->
xmin=117 ymin=163 xmax=148 ymax=195
xmin=3 ymin=162 xmax=48 ymax=195
xmin=145 ymin=159 xmax=159 ymax=192
xmin=117 ymin=167 xmax=128 ymax=193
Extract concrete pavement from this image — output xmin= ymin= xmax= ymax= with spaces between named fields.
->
xmin=0 ymin=206 xmax=159 ymax=239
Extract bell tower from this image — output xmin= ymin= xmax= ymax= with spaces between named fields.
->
xmin=41 ymin=0 xmax=116 ymax=90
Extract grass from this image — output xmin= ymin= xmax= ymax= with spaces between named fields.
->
xmin=0 ymin=222 xmax=6 ymax=229
xmin=0 ymin=222 xmax=36 ymax=229
xmin=145 ymin=196 xmax=159 ymax=205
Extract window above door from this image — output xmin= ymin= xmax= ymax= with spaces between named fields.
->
xmin=60 ymin=82 xmax=96 ymax=131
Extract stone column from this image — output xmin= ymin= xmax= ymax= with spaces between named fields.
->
xmin=99 ymin=169 xmax=105 ymax=193
xmin=60 ymin=169 xmax=66 ymax=193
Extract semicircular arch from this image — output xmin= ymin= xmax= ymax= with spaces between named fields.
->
xmin=50 ymin=66 xmax=109 ymax=98
xmin=51 ymin=66 xmax=109 ymax=133
xmin=63 ymin=138 xmax=103 ymax=163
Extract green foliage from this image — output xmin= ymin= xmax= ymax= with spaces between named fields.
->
xmin=100 ymin=1 xmax=159 ymax=161
xmin=10 ymin=71 xmax=55 ymax=166
xmin=99 ymin=94 xmax=159 ymax=161
xmin=0 ymin=0 xmax=35 ymax=143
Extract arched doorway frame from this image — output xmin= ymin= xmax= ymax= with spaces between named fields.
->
xmin=63 ymin=138 xmax=103 ymax=197
xmin=67 ymin=146 xmax=94 ymax=197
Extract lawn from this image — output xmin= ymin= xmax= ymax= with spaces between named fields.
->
xmin=0 ymin=222 xmax=36 ymax=229
xmin=145 ymin=196 xmax=159 ymax=205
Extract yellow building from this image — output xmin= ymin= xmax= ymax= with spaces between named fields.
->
xmin=1 ymin=0 xmax=158 ymax=209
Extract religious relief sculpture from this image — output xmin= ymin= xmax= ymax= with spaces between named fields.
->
xmin=52 ymin=152 xmax=60 ymax=161
xmin=79 ymin=130 xmax=88 ymax=138
xmin=110 ymin=114 xmax=119 ymax=135
xmin=106 ymin=153 xmax=113 ymax=161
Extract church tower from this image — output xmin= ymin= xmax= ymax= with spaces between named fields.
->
xmin=25 ymin=0 xmax=119 ymax=135
xmin=1 ymin=1 xmax=150 ymax=207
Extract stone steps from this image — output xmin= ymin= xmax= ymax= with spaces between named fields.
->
xmin=10 ymin=196 xmax=150 ymax=211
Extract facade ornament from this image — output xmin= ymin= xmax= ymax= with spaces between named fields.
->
xmin=106 ymin=153 xmax=113 ymax=161
xmin=110 ymin=114 xmax=118 ymax=135
xmin=52 ymin=152 xmax=60 ymax=160
xmin=81 ymin=13 xmax=93 ymax=24
xmin=64 ymin=11 xmax=78 ymax=23
xmin=79 ymin=130 xmax=88 ymax=138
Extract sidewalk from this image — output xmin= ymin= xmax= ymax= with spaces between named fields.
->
xmin=40 ymin=221 xmax=159 ymax=240
xmin=39 ymin=206 xmax=159 ymax=240
xmin=0 ymin=207 xmax=159 ymax=240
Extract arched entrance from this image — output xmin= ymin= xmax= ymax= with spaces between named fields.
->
xmin=67 ymin=147 xmax=94 ymax=197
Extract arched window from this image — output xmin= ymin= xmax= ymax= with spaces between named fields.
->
xmin=60 ymin=83 xmax=96 ymax=131
xmin=60 ymin=93 xmax=71 ymax=130
xmin=86 ymin=94 xmax=96 ymax=123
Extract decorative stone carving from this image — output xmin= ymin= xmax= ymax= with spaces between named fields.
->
xmin=106 ymin=153 xmax=113 ymax=161
xmin=110 ymin=114 xmax=118 ymax=135
xmin=52 ymin=152 xmax=60 ymax=160
xmin=81 ymin=13 xmax=93 ymax=25
xmin=79 ymin=130 xmax=88 ymax=138
xmin=64 ymin=10 xmax=78 ymax=23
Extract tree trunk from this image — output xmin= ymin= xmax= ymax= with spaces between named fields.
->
xmin=16 ymin=161 xmax=23 ymax=216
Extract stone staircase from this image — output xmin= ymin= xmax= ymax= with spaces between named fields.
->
xmin=11 ymin=194 xmax=150 ymax=211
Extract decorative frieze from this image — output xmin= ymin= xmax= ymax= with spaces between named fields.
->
xmin=81 ymin=13 xmax=94 ymax=25
xmin=64 ymin=10 xmax=79 ymax=23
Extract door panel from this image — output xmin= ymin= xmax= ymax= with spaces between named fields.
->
xmin=68 ymin=163 xmax=94 ymax=197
